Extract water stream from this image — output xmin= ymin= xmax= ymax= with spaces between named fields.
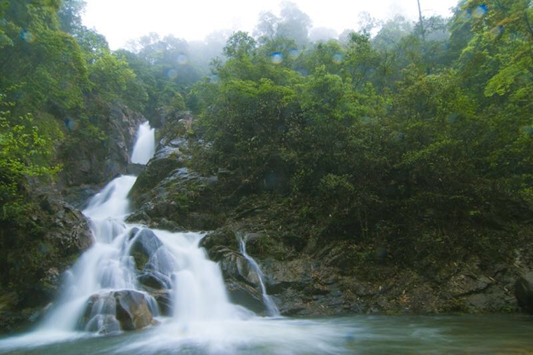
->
xmin=130 ymin=121 xmax=155 ymax=165
xmin=1 ymin=122 xmax=532 ymax=354
xmin=238 ymin=237 xmax=280 ymax=317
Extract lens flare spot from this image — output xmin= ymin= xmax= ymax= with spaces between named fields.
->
xmin=490 ymin=25 xmax=504 ymax=38
xmin=461 ymin=9 xmax=472 ymax=21
xmin=296 ymin=67 xmax=309 ymax=76
xmin=65 ymin=117 xmax=78 ymax=131
xmin=473 ymin=5 xmax=488 ymax=18
xmin=447 ymin=113 xmax=459 ymax=123
xmin=38 ymin=243 xmax=50 ymax=255
xmin=167 ymin=69 xmax=178 ymax=80
xmin=177 ymin=54 xmax=188 ymax=65
xmin=209 ymin=74 xmax=219 ymax=83
xmin=361 ymin=116 xmax=372 ymax=125
xmin=271 ymin=52 xmax=283 ymax=65
xmin=392 ymin=132 xmax=405 ymax=142
xmin=332 ymin=53 xmax=343 ymax=64
xmin=289 ymin=48 xmax=300 ymax=59
xmin=510 ymin=32 xmax=526 ymax=41
xmin=521 ymin=125 xmax=533 ymax=135
xmin=20 ymin=30 xmax=34 ymax=43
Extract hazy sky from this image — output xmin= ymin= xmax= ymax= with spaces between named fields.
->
xmin=83 ymin=0 xmax=460 ymax=49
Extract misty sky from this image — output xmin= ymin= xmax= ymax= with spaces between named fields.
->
xmin=82 ymin=0 xmax=460 ymax=49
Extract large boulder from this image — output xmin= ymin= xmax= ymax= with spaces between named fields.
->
xmin=151 ymin=290 xmax=173 ymax=316
xmin=515 ymin=272 xmax=533 ymax=313
xmin=129 ymin=228 xmax=163 ymax=269
xmin=128 ymin=228 xmax=175 ymax=290
xmin=80 ymin=290 xmax=155 ymax=333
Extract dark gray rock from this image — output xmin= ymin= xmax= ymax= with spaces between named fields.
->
xmin=515 ymin=272 xmax=533 ymax=313
xmin=129 ymin=228 xmax=163 ymax=270
xmin=81 ymin=290 xmax=154 ymax=333
xmin=152 ymin=290 xmax=173 ymax=316
xmin=58 ymin=103 xmax=144 ymax=187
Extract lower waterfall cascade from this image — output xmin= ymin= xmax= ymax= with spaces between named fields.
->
xmin=1 ymin=122 xmax=354 ymax=354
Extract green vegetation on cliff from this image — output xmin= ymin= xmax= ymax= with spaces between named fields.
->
xmin=187 ymin=0 xmax=533 ymax=269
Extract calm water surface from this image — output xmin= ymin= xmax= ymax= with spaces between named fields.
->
xmin=1 ymin=314 xmax=532 ymax=354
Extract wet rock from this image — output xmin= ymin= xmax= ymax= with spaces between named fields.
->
xmin=0 ymin=195 xmax=93 ymax=333
xmin=128 ymin=155 xmax=184 ymax=204
xmin=115 ymin=290 xmax=154 ymax=331
xmin=146 ymin=247 xmax=178 ymax=276
xmin=152 ymin=290 xmax=173 ymax=316
xmin=61 ymin=185 xmax=99 ymax=210
xmin=138 ymin=271 xmax=172 ymax=290
xmin=86 ymin=314 xmax=121 ymax=334
xmin=225 ymin=280 xmax=265 ymax=313
xmin=81 ymin=290 xmax=154 ymax=333
xmin=515 ymin=272 xmax=533 ymax=313
xmin=129 ymin=228 xmax=163 ymax=269
xmin=128 ymin=164 xmax=222 ymax=230
xmin=151 ymin=218 xmax=185 ymax=232
xmin=127 ymin=163 xmax=145 ymax=176
xmin=58 ymin=103 xmax=144 ymax=187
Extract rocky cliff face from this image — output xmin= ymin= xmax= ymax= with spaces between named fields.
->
xmin=199 ymin=216 xmax=531 ymax=317
xmin=128 ymin=127 xmax=533 ymax=317
xmin=0 ymin=194 xmax=93 ymax=333
xmin=58 ymin=104 xmax=145 ymax=208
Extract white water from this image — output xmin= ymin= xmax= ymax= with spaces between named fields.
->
xmin=36 ymin=120 xmax=251 ymax=334
xmin=130 ymin=121 xmax=155 ymax=164
xmin=239 ymin=238 xmax=280 ymax=317
xmin=1 ymin=122 xmax=348 ymax=354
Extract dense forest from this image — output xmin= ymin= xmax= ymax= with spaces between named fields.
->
xmin=1 ymin=0 xmax=533 ymax=330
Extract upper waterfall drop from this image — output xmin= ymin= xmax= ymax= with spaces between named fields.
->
xmin=131 ymin=121 xmax=155 ymax=165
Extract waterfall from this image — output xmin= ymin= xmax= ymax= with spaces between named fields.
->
xmin=32 ymin=121 xmax=253 ymax=335
xmin=0 ymin=121 xmax=358 ymax=355
xmin=36 ymin=122 xmax=158 ymax=333
xmin=130 ymin=121 xmax=155 ymax=164
xmin=239 ymin=238 xmax=280 ymax=317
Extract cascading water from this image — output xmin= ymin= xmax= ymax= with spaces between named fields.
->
xmin=130 ymin=121 xmax=155 ymax=165
xmin=36 ymin=122 xmax=159 ymax=334
xmin=0 ymin=121 xmax=357 ymax=354
xmin=14 ymin=121 xmax=254 ymax=333
xmin=238 ymin=238 xmax=280 ymax=317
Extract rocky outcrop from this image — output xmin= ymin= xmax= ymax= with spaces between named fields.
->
xmin=0 ymin=194 xmax=93 ymax=333
xmin=202 ymin=233 xmax=265 ymax=313
xmin=58 ymin=103 xmax=145 ymax=192
xmin=515 ymin=272 xmax=533 ymax=313
xmin=128 ymin=164 xmax=222 ymax=231
xmin=200 ymin=220 xmax=530 ymax=316
xmin=80 ymin=290 xmax=155 ymax=333
xmin=126 ymin=228 xmax=176 ymax=315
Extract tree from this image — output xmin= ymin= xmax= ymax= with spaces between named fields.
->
xmin=276 ymin=1 xmax=312 ymax=46
xmin=0 ymin=93 xmax=60 ymax=225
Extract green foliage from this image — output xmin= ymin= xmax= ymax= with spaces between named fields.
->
xmin=1 ymin=0 xmax=532 ymax=272
xmin=89 ymin=52 xmax=148 ymax=111
xmin=192 ymin=2 xmax=533 ymax=268
xmin=0 ymin=94 xmax=60 ymax=224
